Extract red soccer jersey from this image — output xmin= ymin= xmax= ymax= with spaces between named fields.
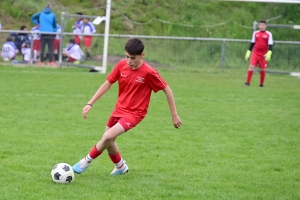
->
xmin=251 ymin=30 xmax=273 ymax=56
xmin=106 ymin=59 xmax=168 ymax=124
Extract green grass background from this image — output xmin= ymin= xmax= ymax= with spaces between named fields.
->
xmin=0 ymin=65 xmax=299 ymax=199
xmin=1 ymin=0 xmax=300 ymax=39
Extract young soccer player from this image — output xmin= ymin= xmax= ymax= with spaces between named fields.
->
xmin=31 ymin=24 xmax=41 ymax=63
xmin=73 ymin=12 xmax=84 ymax=45
xmin=10 ymin=25 xmax=31 ymax=52
xmin=1 ymin=37 xmax=19 ymax=61
xmin=244 ymin=20 xmax=273 ymax=87
xmin=83 ymin=17 xmax=96 ymax=59
xmin=73 ymin=38 xmax=182 ymax=176
xmin=54 ymin=24 xmax=61 ymax=62
xmin=21 ymin=42 xmax=32 ymax=64
xmin=62 ymin=39 xmax=84 ymax=63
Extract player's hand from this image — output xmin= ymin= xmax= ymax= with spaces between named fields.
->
xmin=172 ymin=114 xmax=182 ymax=129
xmin=82 ymin=104 xmax=92 ymax=119
xmin=245 ymin=50 xmax=251 ymax=61
xmin=264 ymin=50 xmax=272 ymax=61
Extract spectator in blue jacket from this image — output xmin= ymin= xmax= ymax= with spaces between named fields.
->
xmin=31 ymin=3 xmax=57 ymax=66
xmin=10 ymin=25 xmax=31 ymax=52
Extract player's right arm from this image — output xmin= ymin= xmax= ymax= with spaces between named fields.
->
xmin=82 ymin=80 xmax=112 ymax=119
xmin=31 ymin=12 xmax=41 ymax=25
xmin=245 ymin=31 xmax=256 ymax=60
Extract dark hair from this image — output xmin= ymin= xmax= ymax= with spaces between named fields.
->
xmin=25 ymin=41 xmax=31 ymax=48
xmin=6 ymin=37 xmax=13 ymax=42
xmin=76 ymin=12 xmax=83 ymax=20
xmin=20 ymin=25 xmax=27 ymax=30
xmin=125 ymin=38 xmax=144 ymax=55
xmin=69 ymin=39 xmax=75 ymax=44
xmin=259 ymin=20 xmax=267 ymax=24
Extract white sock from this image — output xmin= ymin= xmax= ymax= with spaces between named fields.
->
xmin=115 ymin=158 xmax=124 ymax=168
xmin=33 ymin=50 xmax=37 ymax=61
xmin=85 ymin=154 xmax=94 ymax=163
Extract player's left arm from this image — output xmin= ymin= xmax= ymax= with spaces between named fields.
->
xmin=162 ymin=86 xmax=182 ymax=129
xmin=265 ymin=32 xmax=274 ymax=61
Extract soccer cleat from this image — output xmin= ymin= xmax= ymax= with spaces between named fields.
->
xmin=244 ymin=82 xmax=250 ymax=86
xmin=48 ymin=62 xmax=57 ymax=67
xmin=38 ymin=62 xmax=44 ymax=66
xmin=259 ymin=84 xmax=264 ymax=87
xmin=110 ymin=161 xmax=129 ymax=175
xmin=72 ymin=159 xmax=90 ymax=174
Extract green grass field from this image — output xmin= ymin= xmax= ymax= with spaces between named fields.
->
xmin=0 ymin=65 xmax=299 ymax=200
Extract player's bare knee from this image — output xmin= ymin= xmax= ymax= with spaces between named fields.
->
xmin=248 ymin=66 xmax=255 ymax=71
xmin=101 ymin=133 xmax=115 ymax=144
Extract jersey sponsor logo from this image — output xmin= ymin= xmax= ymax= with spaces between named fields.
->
xmin=135 ymin=76 xmax=145 ymax=83
xmin=263 ymin=35 xmax=268 ymax=38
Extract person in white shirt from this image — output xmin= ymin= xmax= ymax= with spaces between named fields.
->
xmin=73 ymin=12 xmax=84 ymax=46
xmin=62 ymin=39 xmax=84 ymax=63
xmin=21 ymin=42 xmax=32 ymax=64
xmin=83 ymin=17 xmax=96 ymax=59
xmin=1 ymin=37 xmax=19 ymax=61
xmin=31 ymin=24 xmax=41 ymax=63
xmin=54 ymin=24 xmax=61 ymax=62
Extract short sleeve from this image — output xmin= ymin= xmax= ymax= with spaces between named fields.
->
xmin=268 ymin=31 xmax=273 ymax=45
xmin=148 ymin=69 xmax=168 ymax=93
xmin=106 ymin=61 xmax=121 ymax=84
xmin=251 ymin=31 xmax=256 ymax=43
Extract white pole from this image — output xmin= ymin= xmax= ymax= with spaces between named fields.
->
xmin=101 ymin=0 xmax=111 ymax=74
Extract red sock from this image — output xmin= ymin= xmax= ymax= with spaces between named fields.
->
xmin=260 ymin=70 xmax=266 ymax=85
xmin=89 ymin=146 xmax=102 ymax=159
xmin=246 ymin=70 xmax=254 ymax=84
xmin=109 ymin=152 xmax=122 ymax=164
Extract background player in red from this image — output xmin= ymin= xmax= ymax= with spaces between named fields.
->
xmin=53 ymin=23 xmax=61 ymax=62
xmin=72 ymin=12 xmax=84 ymax=46
xmin=73 ymin=38 xmax=182 ymax=175
xmin=31 ymin=24 xmax=41 ymax=63
xmin=244 ymin=20 xmax=273 ymax=87
xmin=83 ymin=17 xmax=96 ymax=59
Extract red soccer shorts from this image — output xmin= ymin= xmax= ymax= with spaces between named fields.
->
xmin=33 ymin=40 xmax=41 ymax=51
xmin=107 ymin=116 xmax=137 ymax=132
xmin=74 ymin=36 xmax=81 ymax=45
xmin=68 ymin=56 xmax=77 ymax=63
xmin=54 ymin=39 xmax=60 ymax=50
xmin=84 ymin=36 xmax=93 ymax=47
xmin=250 ymin=54 xmax=268 ymax=69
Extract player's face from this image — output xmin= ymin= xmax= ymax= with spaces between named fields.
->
xmin=259 ymin=23 xmax=266 ymax=31
xmin=125 ymin=52 xmax=144 ymax=69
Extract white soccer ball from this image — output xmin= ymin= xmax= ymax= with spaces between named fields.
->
xmin=51 ymin=163 xmax=75 ymax=184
